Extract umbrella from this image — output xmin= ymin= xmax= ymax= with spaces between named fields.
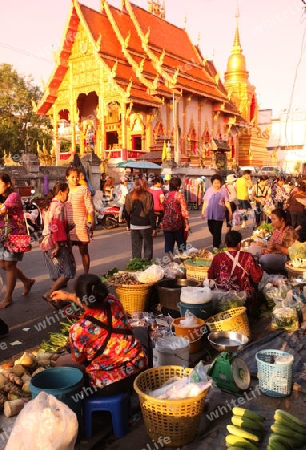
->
xmin=115 ymin=159 xmax=136 ymax=168
xmin=120 ymin=160 xmax=161 ymax=170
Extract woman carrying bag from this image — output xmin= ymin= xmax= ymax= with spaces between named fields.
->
xmin=161 ymin=177 xmax=190 ymax=256
xmin=0 ymin=173 xmax=35 ymax=308
xmin=41 ymin=182 xmax=76 ymax=305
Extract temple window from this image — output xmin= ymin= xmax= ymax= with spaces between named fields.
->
xmin=106 ymin=131 xmax=119 ymax=150
xmin=132 ymin=135 xmax=142 ymax=150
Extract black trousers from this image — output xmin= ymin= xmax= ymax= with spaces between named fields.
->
xmin=131 ymin=228 xmax=153 ymax=260
xmin=207 ymin=219 xmax=223 ymax=248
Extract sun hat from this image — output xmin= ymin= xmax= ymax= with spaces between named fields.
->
xmin=164 ymin=174 xmax=171 ymax=181
xmin=225 ymin=174 xmax=237 ymax=183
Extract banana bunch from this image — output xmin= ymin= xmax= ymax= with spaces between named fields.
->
xmin=267 ymin=409 xmax=306 ymax=450
xmin=225 ymin=407 xmax=265 ymax=449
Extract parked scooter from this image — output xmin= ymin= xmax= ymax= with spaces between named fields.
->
xmin=96 ymin=204 xmax=121 ymax=229
xmin=23 ymin=190 xmax=43 ymax=237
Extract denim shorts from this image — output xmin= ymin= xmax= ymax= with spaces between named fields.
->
xmin=0 ymin=242 xmax=24 ymax=262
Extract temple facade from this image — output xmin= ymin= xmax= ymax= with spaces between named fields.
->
xmin=37 ymin=0 xmax=270 ymax=172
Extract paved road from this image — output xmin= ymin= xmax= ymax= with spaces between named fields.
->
xmin=0 ymin=210 xmax=255 ymax=362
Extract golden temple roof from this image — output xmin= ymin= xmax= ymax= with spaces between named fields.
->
xmin=37 ymin=0 xmax=241 ymax=117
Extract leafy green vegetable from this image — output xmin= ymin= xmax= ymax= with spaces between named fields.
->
xmin=185 ymin=258 xmax=212 ymax=267
xmin=257 ymin=222 xmax=273 ymax=232
xmin=100 ymin=267 xmax=119 ymax=283
xmin=124 ymin=258 xmax=155 ymax=271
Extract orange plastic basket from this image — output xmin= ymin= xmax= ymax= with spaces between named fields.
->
xmin=133 ymin=365 xmax=210 ymax=447
xmin=205 ymin=307 xmax=250 ymax=338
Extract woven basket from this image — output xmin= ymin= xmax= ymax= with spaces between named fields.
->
xmin=256 ymin=349 xmax=293 ymax=397
xmin=115 ymin=284 xmax=151 ymax=315
xmin=184 ymin=260 xmax=212 ymax=283
xmin=205 ymin=307 xmax=250 ymax=338
xmin=134 ymin=365 xmax=210 ymax=447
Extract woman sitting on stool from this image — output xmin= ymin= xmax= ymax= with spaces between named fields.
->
xmin=51 ymin=274 xmax=149 ymax=396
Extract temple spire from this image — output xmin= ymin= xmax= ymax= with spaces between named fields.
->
xmin=148 ymin=0 xmax=165 ymax=19
xmin=232 ymin=5 xmax=242 ymax=53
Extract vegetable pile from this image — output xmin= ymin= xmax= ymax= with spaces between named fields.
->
xmin=268 ymin=409 xmax=306 ymax=449
xmin=185 ymin=258 xmax=212 ymax=267
xmin=124 ymin=258 xmax=155 ymax=271
xmin=225 ymin=406 xmax=265 ymax=449
xmin=39 ymin=319 xmax=76 ymax=352
xmin=0 ymin=318 xmax=76 ymax=419
xmin=106 ymin=272 xmax=141 ymax=286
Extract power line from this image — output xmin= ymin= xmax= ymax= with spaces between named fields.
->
xmin=0 ymin=41 xmax=53 ymax=64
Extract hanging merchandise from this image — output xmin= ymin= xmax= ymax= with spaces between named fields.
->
xmin=184 ymin=178 xmax=205 ymax=210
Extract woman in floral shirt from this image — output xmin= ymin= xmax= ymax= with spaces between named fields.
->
xmin=161 ymin=177 xmax=189 ymax=255
xmin=51 ymin=274 xmax=148 ymax=394
xmin=208 ymin=231 xmax=263 ymax=316
xmin=0 ymin=173 xmax=35 ymax=308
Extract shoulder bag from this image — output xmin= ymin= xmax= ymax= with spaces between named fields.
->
xmin=4 ymin=214 xmax=32 ymax=253
xmin=39 ymin=209 xmax=55 ymax=252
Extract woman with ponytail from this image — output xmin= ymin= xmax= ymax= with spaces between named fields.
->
xmin=51 ymin=274 xmax=148 ymax=395
xmin=41 ymin=181 xmax=76 ymax=303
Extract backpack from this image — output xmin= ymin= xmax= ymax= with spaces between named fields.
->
xmin=162 ymin=191 xmax=184 ymax=232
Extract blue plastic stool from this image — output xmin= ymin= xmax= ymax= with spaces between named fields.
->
xmin=83 ymin=391 xmax=131 ymax=438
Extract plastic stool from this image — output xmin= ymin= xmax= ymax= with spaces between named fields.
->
xmin=83 ymin=391 xmax=131 ymax=438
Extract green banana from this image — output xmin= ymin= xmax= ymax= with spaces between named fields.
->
xmin=274 ymin=409 xmax=306 ymax=434
xmin=225 ymin=434 xmax=258 ymax=449
xmin=232 ymin=407 xmax=265 ymax=423
xmin=226 ymin=425 xmax=260 ymax=442
xmin=231 ymin=415 xmax=264 ymax=431
xmin=271 ymin=423 xmax=306 ymax=447
xmin=269 ymin=434 xmax=294 ymax=450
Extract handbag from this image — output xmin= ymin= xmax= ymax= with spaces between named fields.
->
xmin=39 ymin=209 xmax=55 ymax=252
xmin=3 ymin=214 xmax=32 ymax=253
xmin=39 ymin=233 xmax=55 ymax=252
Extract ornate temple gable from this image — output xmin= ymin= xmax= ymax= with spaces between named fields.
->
xmin=99 ymin=1 xmax=159 ymax=91
xmin=128 ymin=2 xmax=243 ymax=116
xmin=122 ymin=0 xmax=178 ymax=86
xmin=37 ymin=2 xmax=80 ymax=115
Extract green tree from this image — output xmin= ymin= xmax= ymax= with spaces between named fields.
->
xmin=0 ymin=63 xmax=52 ymax=158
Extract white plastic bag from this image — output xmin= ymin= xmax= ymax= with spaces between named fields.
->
xmin=135 ymin=264 xmax=164 ymax=283
xmin=181 ymin=286 xmax=212 ymax=304
xmin=179 ymin=310 xmax=198 ymax=327
xmin=5 ymin=392 xmax=78 ymax=450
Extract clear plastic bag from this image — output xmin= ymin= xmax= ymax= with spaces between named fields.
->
xmin=214 ymin=290 xmax=247 ymax=313
xmin=5 ymin=392 xmax=78 ymax=450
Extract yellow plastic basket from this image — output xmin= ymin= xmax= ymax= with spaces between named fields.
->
xmin=205 ymin=307 xmax=250 ymax=338
xmin=133 ymin=365 xmax=210 ymax=447
xmin=184 ymin=260 xmax=212 ymax=283
xmin=115 ymin=284 xmax=151 ymax=315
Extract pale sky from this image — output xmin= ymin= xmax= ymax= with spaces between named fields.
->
xmin=1 ymin=0 xmax=306 ymax=118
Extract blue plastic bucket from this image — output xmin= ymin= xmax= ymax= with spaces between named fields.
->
xmin=178 ymin=301 xmax=213 ymax=320
xmin=29 ymin=367 xmax=84 ymax=422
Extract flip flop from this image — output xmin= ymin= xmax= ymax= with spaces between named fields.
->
xmin=42 ymin=295 xmax=62 ymax=311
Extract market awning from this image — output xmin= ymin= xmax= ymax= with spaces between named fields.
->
xmin=212 ymin=139 xmax=231 ymax=152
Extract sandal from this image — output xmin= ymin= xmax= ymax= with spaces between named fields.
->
xmin=42 ymin=295 xmax=61 ymax=311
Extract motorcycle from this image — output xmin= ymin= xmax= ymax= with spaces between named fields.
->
xmin=93 ymin=190 xmax=126 ymax=229
xmin=96 ymin=204 xmax=121 ymax=229
xmin=23 ymin=190 xmax=43 ymax=237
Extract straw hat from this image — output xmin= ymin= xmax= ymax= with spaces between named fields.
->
xmin=225 ymin=174 xmax=237 ymax=183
